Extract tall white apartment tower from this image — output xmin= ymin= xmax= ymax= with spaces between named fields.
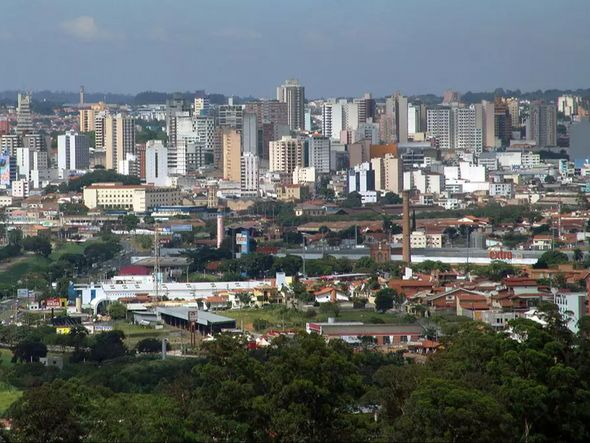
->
xmin=427 ymin=108 xmax=451 ymax=149
xmin=57 ymin=130 xmax=90 ymax=172
xmin=145 ymin=140 xmax=169 ymax=186
xmin=240 ymin=152 xmax=259 ymax=195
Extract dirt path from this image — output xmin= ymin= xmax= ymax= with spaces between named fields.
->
xmin=0 ymin=255 xmax=28 ymax=272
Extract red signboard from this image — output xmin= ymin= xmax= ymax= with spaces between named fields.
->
xmin=45 ymin=298 xmax=62 ymax=308
xmin=488 ymin=250 xmax=513 ymax=260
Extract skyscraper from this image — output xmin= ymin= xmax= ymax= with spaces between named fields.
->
xmin=165 ymin=95 xmax=191 ymax=149
xmin=269 ymin=136 xmax=303 ymax=173
xmin=217 ymin=104 xmax=244 ymax=130
xmin=57 ymin=131 xmax=90 ymax=172
xmin=194 ymin=97 xmax=210 ymax=116
xmin=104 ymin=114 xmax=136 ymax=172
xmin=222 ymin=129 xmax=241 ymax=182
xmin=354 ymin=93 xmax=376 ymax=124
xmin=527 ymin=102 xmax=557 ymax=147
xmin=494 ymin=99 xmax=512 ymax=147
xmin=240 ymin=152 xmax=259 ymax=195
xmin=307 ymin=135 xmax=331 ymax=173
xmin=384 ymin=94 xmax=408 ymax=144
xmin=277 ymin=79 xmax=305 ymax=131
xmin=242 ymin=112 xmax=258 ymax=155
xmin=506 ymin=98 xmax=520 ymax=128
xmin=16 ymin=93 xmax=33 ymax=135
xmin=451 ymin=106 xmax=482 ymax=152
xmin=145 ymin=140 xmax=169 ymax=186
xmin=427 ymin=107 xmax=451 ymax=149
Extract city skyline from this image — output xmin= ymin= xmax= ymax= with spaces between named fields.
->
xmin=2 ymin=0 xmax=590 ymax=97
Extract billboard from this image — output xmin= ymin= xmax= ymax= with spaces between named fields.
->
xmin=45 ymin=298 xmax=62 ymax=308
xmin=0 ymin=155 xmax=10 ymax=186
xmin=236 ymin=233 xmax=249 ymax=245
xmin=171 ymin=224 xmax=193 ymax=233
xmin=17 ymin=288 xmax=30 ymax=298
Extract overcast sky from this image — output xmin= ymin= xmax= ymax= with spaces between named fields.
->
xmin=2 ymin=0 xmax=589 ymax=98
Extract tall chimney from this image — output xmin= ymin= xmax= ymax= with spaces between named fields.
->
xmin=216 ymin=213 xmax=225 ymax=248
xmin=402 ymin=190 xmax=411 ymax=263
xmin=80 ymin=85 xmax=85 ymax=105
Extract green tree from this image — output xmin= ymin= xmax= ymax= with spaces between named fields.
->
xmin=121 ymin=214 xmax=140 ymax=232
xmin=89 ymin=330 xmax=127 ymax=362
xmin=9 ymin=380 xmax=92 ymax=443
xmin=22 ymin=235 xmax=52 ymax=257
xmin=12 ymin=339 xmax=48 ymax=363
xmin=380 ymin=192 xmax=402 ymax=204
xmin=374 ymin=288 xmax=403 ymax=312
xmin=392 ymin=378 xmax=515 ymax=442
xmin=534 ymin=250 xmax=569 ymax=269
xmin=107 ymin=301 xmax=127 ymax=320
xmin=7 ymin=229 xmax=23 ymax=247
xmin=341 ymin=191 xmax=363 ymax=208
xmin=136 ymin=338 xmax=168 ymax=353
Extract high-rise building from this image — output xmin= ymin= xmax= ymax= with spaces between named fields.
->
xmin=269 ymin=136 xmax=303 ymax=173
xmin=222 ymin=129 xmax=241 ymax=182
xmin=104 ymin=114 xmax=136 ymax=172
xmin=240 ymin=152 xmax=259 ymax=195
xmin=217 ymin=104 xmax=244 ymax=130
xmin=165 ymin=95 xmax=191 ymax=149
xmin=242 ymin=112 xmax=257 ymax=155
xmin=1 ymin=135 xmax=22 ymax=157
xmin=427 ymin=107 xmax=451 ymax=149
xmin=0 ymin=117 xmax=9 ymax=135
xmin=277 ymin=79 xmax=305 ymax=131
xmin=194 ymin=97 xmax=210 ymax=116
xmin=506 ymin=98 xmax=520 ymax=128
xmin=371 ymin=154 xmax=402 ymax=193
xmin=80 ymin=86 xmax=85 ymax=105
xmin=16 ymin=147 xmax=47 ymax=180
xmin=145 ymin=140 xmax=169 ymax=186
xmin=354 ymin=93 xmax=376 ymax=124
xmin=307 ymin=135 xmax=331 ymax=173
xmin=16 ymin=93 xmax=33 ymax=135
xmin=322 ymin=99 xmax=360 ymax=141
xmin=557 ymin=95 xmax=580 ymax=118
xmin=57 ymin=130 xmax=90 ymax=172
xmin=481 ymin=100 xmax=496 ymax=148
xmin=243 ymin=100 xmax=288 ymax=127
xmin=494 ymin=99 xmax=512 ymax=146
xmin=322 ymin=100 xmax=344 ymax=140
xmin=175 ymin=115 xmax=216 ymax=173
xmin=527 ymin=102 xmax=557 ymax=147
xmin=384 ymin=94 xmax=408 ymax=144
xmin=79 ymin=109 xmax=95 ymax=132
xmin=451 ymin=106 xmax=482 ymax=152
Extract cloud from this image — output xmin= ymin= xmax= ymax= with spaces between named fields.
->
xmin=60 ymin=16 xmax=117 ymax=41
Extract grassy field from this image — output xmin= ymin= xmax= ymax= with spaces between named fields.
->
xmin=49 ymin=242 xmax=85 ymax=261
xmin=0 ymin=383 xmax=21 ymax=414
xmin=222 ymin=306 xmax=413 ymax=331
xmin=0 ymin=256 xmax=51 ymax=285
xmin=0 ymin=349 xmax=14 ymax=366
xmin=112 ymin=321 xmax=179 ymax=348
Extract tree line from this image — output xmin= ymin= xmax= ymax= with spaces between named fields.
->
xmin=4 ymin=303 xmax=590 ymax=442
